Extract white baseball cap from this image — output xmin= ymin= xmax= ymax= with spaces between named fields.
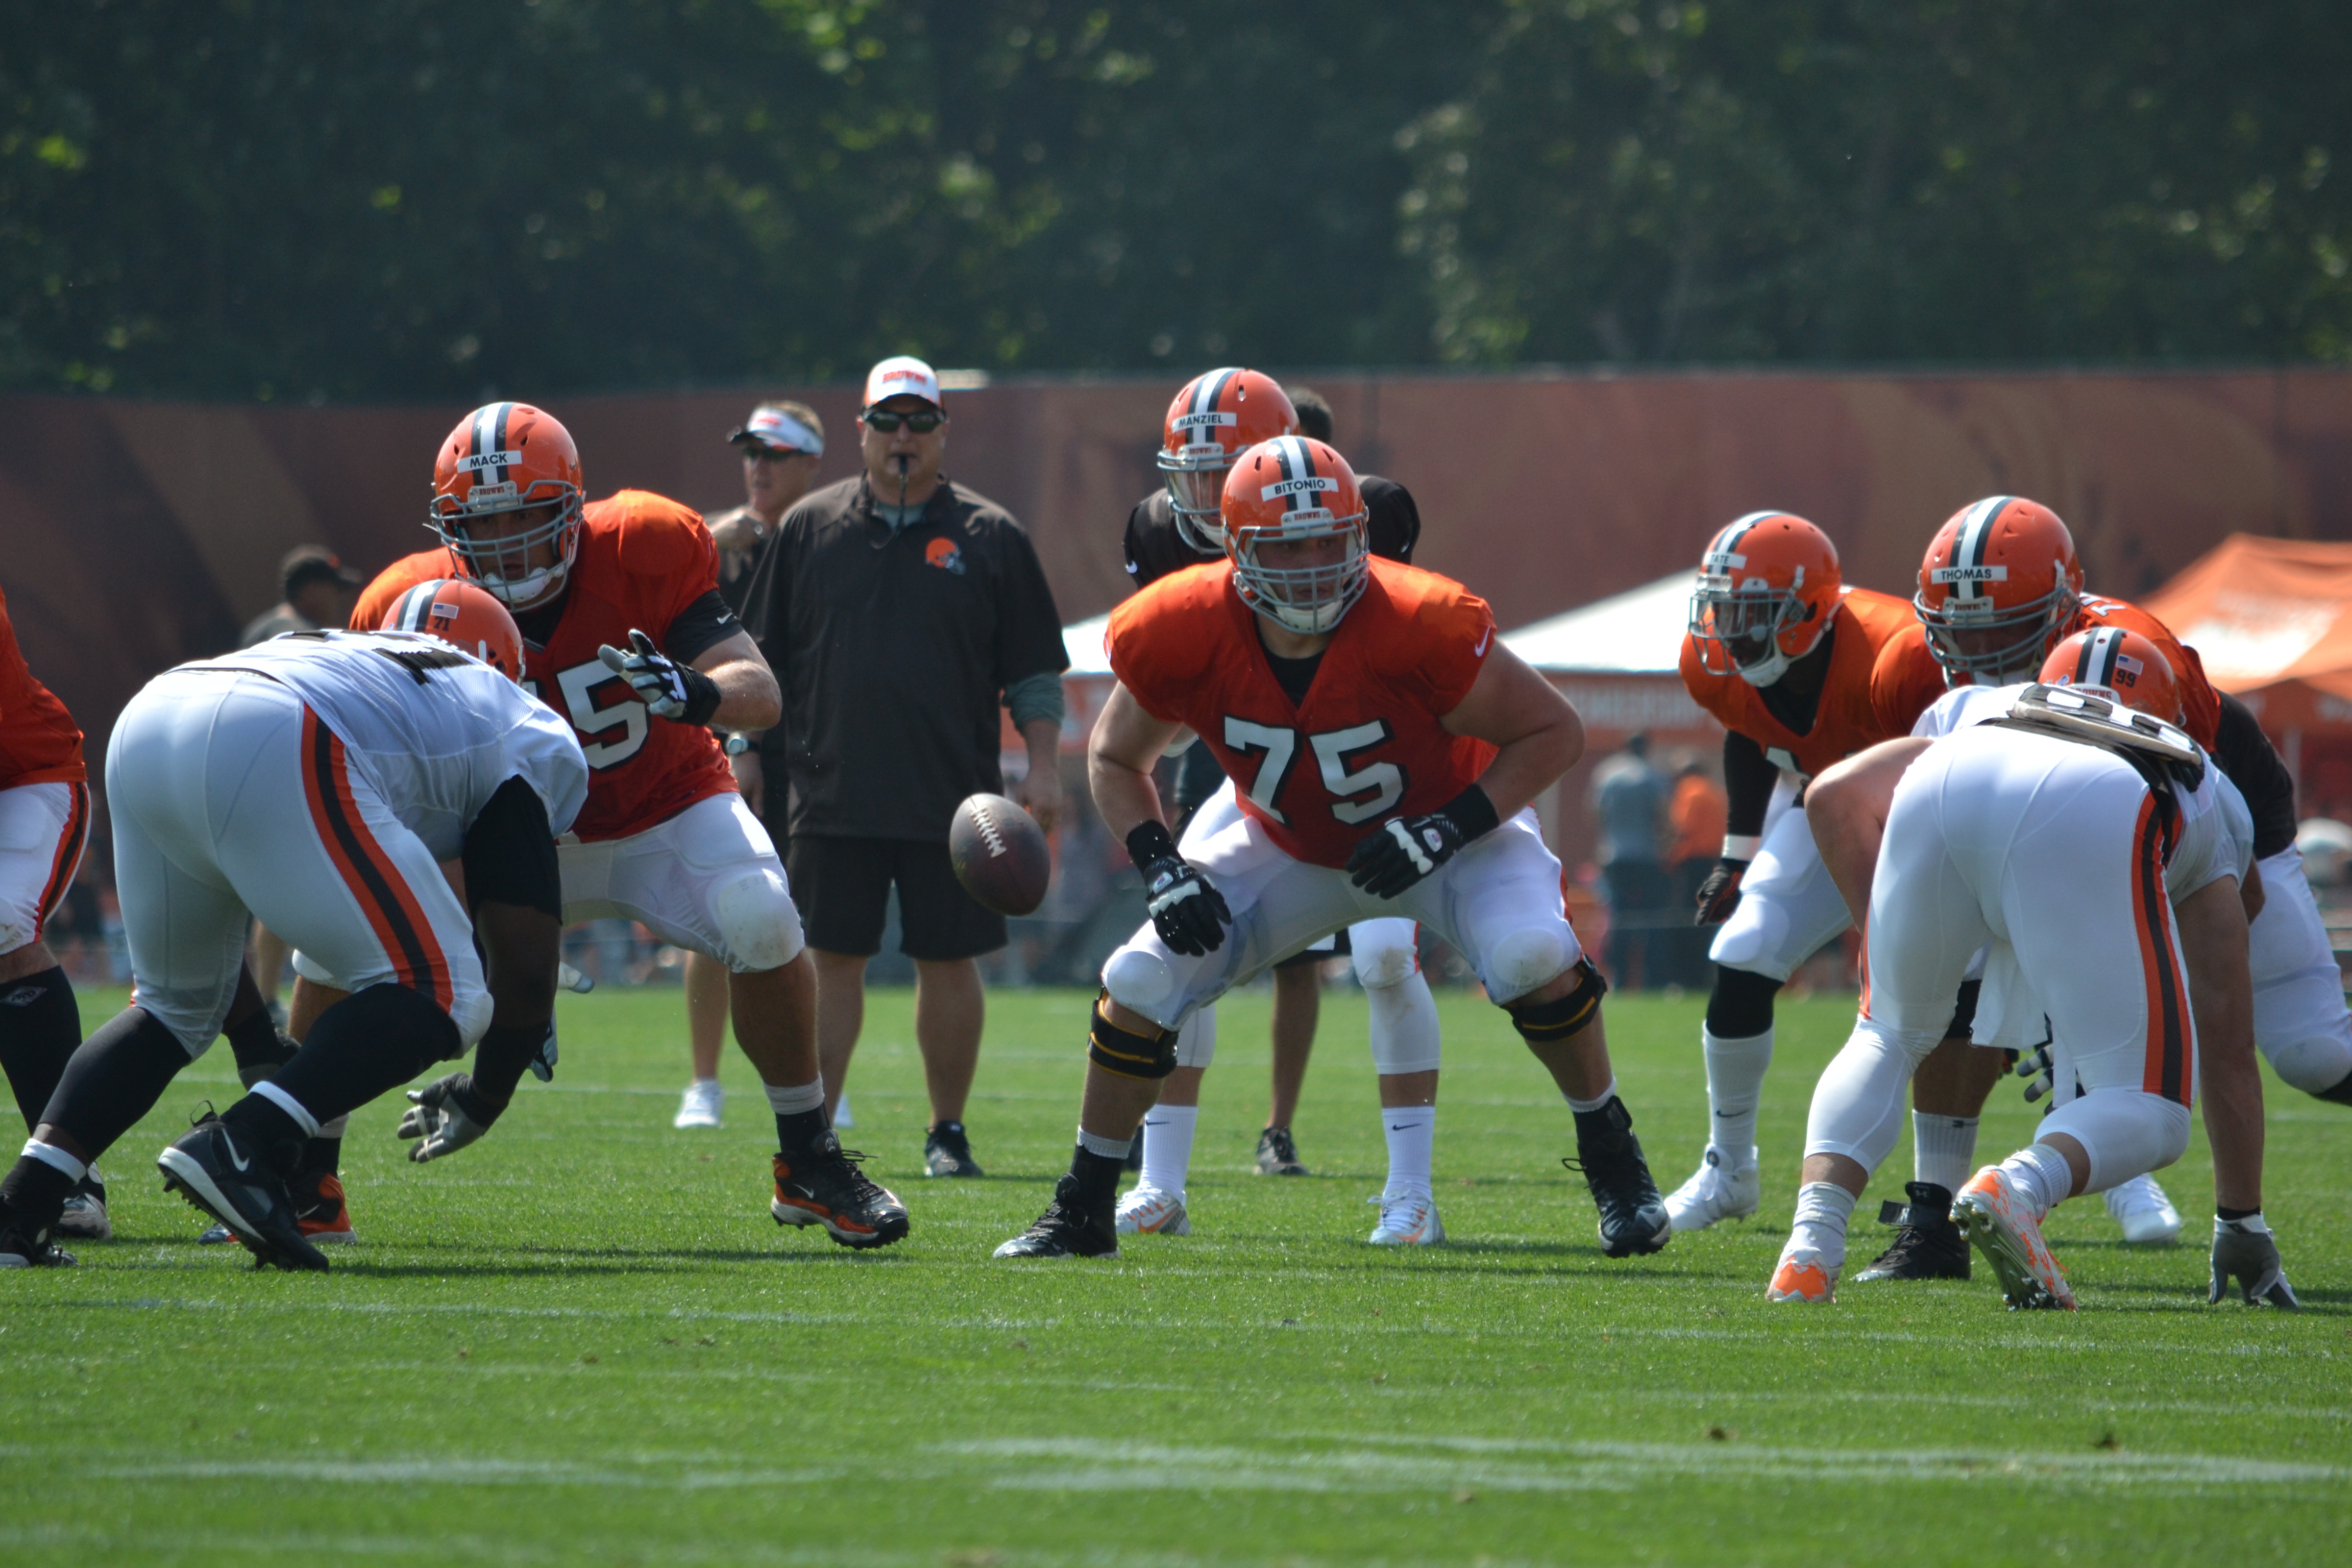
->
xmin=864 ymin=355 xmax=943 ymax=410
xmin=728 ymin=405 xmax=824 ymax=456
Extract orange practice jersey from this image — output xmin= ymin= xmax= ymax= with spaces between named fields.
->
xmin=1869 ymin=595 xmax=2221 ymax=749
xmin=354 ymin=491 xmax=738 ymax=842
xmin=1108 ymin=558 xmax=1499 ymax=870
xmin=1678 ymin=586 xmax=1915 ymax=779
xmin=0 ymin=580 xmax=86 ymax=790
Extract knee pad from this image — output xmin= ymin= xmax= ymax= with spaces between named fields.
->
xmin=1706 ymin=965 xmax=1783 ymax=1038
xmin=1103 ymin=945 xmax=1177 ymax=1011
xmin=1351 ymin=926 xmax=1420 ymax=991
xmin=2264 ymin=1033 xmax=2352 ymax=1096
xmin=1366 ymin=975 xmax=1442 ymax=1075
xmin=1487 ymin=925 xmax=1571 ymax=1003
xmin=2042 ymin=1092 xmax=2192 ymax=1194
xmin=1088 ymin=995 xmax=1180 ymax=1080
xmin=1507 ymin=957 xmax=1607 ymax=1045
xmin=712 ymin=868 xmax=806 ymax=973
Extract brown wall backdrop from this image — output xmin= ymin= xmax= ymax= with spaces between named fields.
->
xmin=8 ymin=366 xmax=2352 ymax=867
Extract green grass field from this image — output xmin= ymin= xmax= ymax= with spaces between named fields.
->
xmin=3 ymin=983 xmax=2347 ymax=1566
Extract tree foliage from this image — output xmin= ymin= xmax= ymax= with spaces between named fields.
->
xmin=4 ymin=0 xmax=2348 ymax=402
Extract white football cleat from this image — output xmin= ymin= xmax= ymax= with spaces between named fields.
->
xmin=1367 ymin=1191 xmax=1445 ymax=1245
xmin=673 ymin=1079 xmax=723 ymax=1130
xmin=1665 ymin=1144 xmax=1760 ymax=1231
xmin=1115 ymin=1185 xmax=1190 ymax=1236
xmin=1766 ymin=1245 xmax=1838 ymax=1303
xmin=2104 ymin=1173 xmax=2182 ymax=1245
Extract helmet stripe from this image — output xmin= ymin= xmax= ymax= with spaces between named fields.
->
xmin=1950 ymin=496 xmax=2008 ymax=603
xmin=490 ymin=402 xmax=514 ymax=483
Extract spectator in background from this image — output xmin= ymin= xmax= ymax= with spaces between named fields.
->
xmin=239 ymin=545 xmax=362 ymax=1022
xmin=1589 ymin=731 xmax=1671 ymax=989
xmin=673 ymin=400 xmax=827 ymax=1132
xmin=1664 ymin=752 xmax=1727 ymax=989
xmin=742 ymin=356 xmax=1069 ymax=1178
xmin=240 ymin=545 xmax=360 ymax=647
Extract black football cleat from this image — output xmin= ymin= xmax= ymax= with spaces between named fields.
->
xmin=923 ymin=1120 xmax=985 ymax=1178
xmin=994 ymin=1174 xmax=1120 ymax=1259
xmin=157 ymin=1119 xmax=330 ymax=1273
xmin=1565 ymin=1097 xmax=1670 ymax=1257
xmin=1254 ymin=1125 xmax=1309 ymax=1177
xmin=1853 ymin=1182 xmax=1971 ymax=1283
xmin=0 ymin=1222 xmax=76 ymax=1268
xmin=772 ymin=1134 xmax=910 ymax=1250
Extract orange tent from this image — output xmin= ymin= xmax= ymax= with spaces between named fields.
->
xmin=2143 ymin=534 xmax=2352 ymax=821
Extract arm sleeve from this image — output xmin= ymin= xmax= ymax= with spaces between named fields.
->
xmin=991 ymin=521 xmax=1071 ymax=687
xmin=2212 ymin=691 xmax=2297 ymax=859
xmin=661 ymin=589 xmax=746 ymax=666
xmin=1004 ymin=670 xmax=1067 ymax=729
xmin=1366 ymin=478 xmax=1422 ymax=565
xmin=1722 ymin=730 xmax=1780 ymax=841
xmin=461 ymin=776 xmax=562 ymax=920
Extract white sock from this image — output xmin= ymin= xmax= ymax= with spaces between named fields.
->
xmin=764 ymin=1077 xmax=824 ymax=1116
xmin=1998 ymin=1142 xmax=2074 ymax=1218
xmin=1565 ymin=1078 xmax=1619 ymax=1115
xmin=251 ymin=1079 xmax=321 ymax=1137
xmin=315 ymin=1114 xmax=351 ymax=1140
xmin=22 ymin=1139 xmax=86 ymax=1183
xmin=1702 ymin=1026 xmax=1773 ymax=1164
xmin=1912 ymin=1113 xmax=1978 ymax=1193
xmin=1379 ymin=1104 xmax=1436 ymax=1200
xmin=1787 ymin=1181 xmax=1857 ymax=1268
xmin=1138 ymin=1104 xmax=1198 ymax=1196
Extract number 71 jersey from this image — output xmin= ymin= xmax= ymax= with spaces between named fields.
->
xmin=1106 ymin=558 xmax=1499 ymax=870
xmin=353 ymin=491 xmax=740 ymax=843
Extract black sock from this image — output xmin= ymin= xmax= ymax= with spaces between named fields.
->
xmin=297 ymin=1134 xmax=341 ymax=1178
xmin=41 ymin=1007 xmax=191 ymax=1161
xmin=1068 ymin=1143 xmax=1126 ymax=1210
xmin=266 ymin=984 xmax=459 ymax=1127
xmin=775 ymin=1107 xmax=829 ymax=1159
xmin=1573 ymin=1095 xmax=1633 ymax=1144
xmin=0 ymin=966 xmax=82 ymax=1134
xmin=0 ymin=1156 xmax=77 ymax=1238
xmin=224 ymin=1003 xmax=295 ymax=1087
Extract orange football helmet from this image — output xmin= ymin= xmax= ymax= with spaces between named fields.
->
xmin=1915 ymin=496 xmax=2082 ymax=682
xmin=382 ymin=578 xmax=526 ymax=684
xmin=1220 ymin=435 xmax=1370 ymax=635
xmin=2039 ymin=626 xmax=2180 ymax=723
xmin=428 ymin=402 xmax=585 ymax=609
xmin=1687 ymin=512 xmax=1842 ymax=686
xmin=1158 ymin=369 xmax=1298 ymax=553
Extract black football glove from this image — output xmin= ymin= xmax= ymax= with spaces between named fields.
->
xmin=396 ymin=1072 xmax=507 ymax=1163
xmin=1127 ymin=821 xmax=1230 ymax=957
xmin=1347 ymin=785 xmax=1502 ymax=900
xmin=597 ymin=629 xmax=722 ymax=726
xmin=1694 ymin=857 xmax=1749 ymax=925
xmin=2209 ymin=1216 xmax=2300 ymax=1309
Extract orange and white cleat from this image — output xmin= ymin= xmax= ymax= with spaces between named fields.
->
xmin=296 ymin=1171 xmax=358 ymax=1244
xmin=1766 ymin=1247 xmax=1838 ymax=1303
xmin=1954 ymin=1166 xmax=2076 ymax=1310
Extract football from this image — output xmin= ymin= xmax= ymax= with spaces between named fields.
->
xmin=948 ymin=792 xmax=1051 ymax=916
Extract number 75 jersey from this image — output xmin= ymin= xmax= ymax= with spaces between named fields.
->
xmin=1106 ymin=558 xmax=1499 ymax=870
xmin=353 ymin=491 xmax=741 ymax=843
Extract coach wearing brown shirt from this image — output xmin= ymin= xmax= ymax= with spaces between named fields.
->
xmin=742 ymin=356 xmax=1068 ymax=1179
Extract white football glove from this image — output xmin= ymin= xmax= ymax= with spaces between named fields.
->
xmin=2209 ymin=1215 xmax=2300 ymax=1309
xmin=557 ymin=960 xmax=594 ymax=995
xmin=396 ymin=1072 xmax=504 ymax=1162
xmin=597 ymin=630 xmax=721 ymax=725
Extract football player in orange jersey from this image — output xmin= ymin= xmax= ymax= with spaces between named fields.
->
xmin=996 ymin=437 xmax=1670 ymax=1259
xmin=329 ymin=403 xmax=908 ymax=1250
xmin=1853 ymin=495 xmax=2341 ymax=1282
xmin=0 ymin=579 xmax=99 ymax=1259
xmin=1666 ymin=514 xmax=1918 ymax=1236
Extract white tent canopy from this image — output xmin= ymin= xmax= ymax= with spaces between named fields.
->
xmin=1500 ymin=572 xmax=1694 ymax=674
xmin=1063 ymin=611 xmax=1112 ymax=676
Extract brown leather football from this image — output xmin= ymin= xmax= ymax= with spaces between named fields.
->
xmin=948 ymin=792 xmax=1050 ymax=916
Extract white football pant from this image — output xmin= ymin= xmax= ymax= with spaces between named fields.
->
xmin=1708 ymin=774 xmax=1851 ymax=982
xmin=0 ymin=780 xmax=89 ymax=957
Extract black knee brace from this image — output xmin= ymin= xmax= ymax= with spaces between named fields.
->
xmin=1508 ymin=958 xmax=1608 ymax=1045
xmin=1087 ymin=996 xmax=1179 ymax=1080
xmin=1705 ymin=964 xmax=1782 ymax=1038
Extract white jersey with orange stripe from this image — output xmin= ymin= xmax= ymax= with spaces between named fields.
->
xmin=1910 ymin=681 xmax=2251 ymax=901
xmin=181 ymin=630 xmax=588 ymax=858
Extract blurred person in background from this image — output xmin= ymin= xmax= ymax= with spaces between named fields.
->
xmin=1588 ymin=731 xmax=1671 ymax=989
xmin=241 ymin=545 xmax=364 ymax=1023
xmin=1665 ymin=752 xmax=1727 ymax=988
xmin=742 ymin=357 xmax=1068 ymax=1178
xmin=673 ymin=401 xmax=826 ymax=1131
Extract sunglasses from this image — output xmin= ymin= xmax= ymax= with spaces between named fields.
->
xmin=861 ymin=408 xmax=945 ymax=433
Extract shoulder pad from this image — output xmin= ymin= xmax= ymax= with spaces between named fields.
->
xmin=594 ymin=492 xmax=713 ymax=570
xmin=1992 ymin=684 xmax=2204 ymax=787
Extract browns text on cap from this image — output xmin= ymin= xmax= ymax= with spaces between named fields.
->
xmin=864 ymin=356 xmax=942 ymax=410
xmin=728 ymin=405 xmax=825 ymax=456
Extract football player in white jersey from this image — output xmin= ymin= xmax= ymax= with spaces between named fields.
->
xmin=0 ymin=585 xmax=587 ymax=1271
xmin=1769 ymin=628 xmax=2294 ymax=1308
